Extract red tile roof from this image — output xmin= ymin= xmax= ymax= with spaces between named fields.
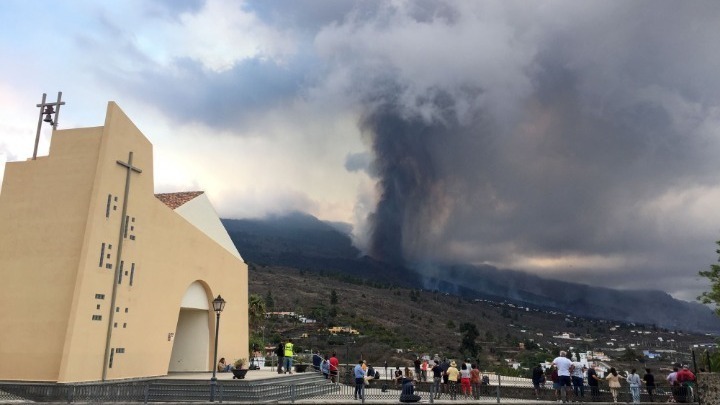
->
xmin=155 ymin=191 xmax=204 ymax=210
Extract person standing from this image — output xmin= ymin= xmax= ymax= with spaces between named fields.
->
xmin=414 ymin=356 xmax=421 ymax=380
xmin=627 ymin=368 xmax=642 ymax=404
xmin=666 ymin=367 xmax=678 ymax=387
xmin=354 ymin=360 xmax=366 ymax=400
xmin=421 ymin=359 xmax=428 ymax=382
xmin=643 ymin=368 xmax=655 ymax=402
xmin=571 ymin=361 xmax=585 ymax=399
xmin=587 ymin=366 xmax=601 ymax=401
xmin=447 ymin=360 xmax=460 ymax=400
xmin=312 ymin=350 xmax=322 ymax=372
xmin=441 ymin=358 xmax=450 ymax=397
xmin=532 ymin=364 xmax=545 ymax=400
xmin=275 ymin=341 xmax=284 ymax=374
xmin=431 ymin=360 xmax=443 ymax=399
xmin=471 ymin=364 xmax=482 ymax=400
xmin=329 ymin=352 xmax=339 ymax=383
xmin=459 ymin=363 xmax=472 ymax=399
xmin=321 ymin=354 xmax=330 ymax=380
xmin=676 ymin=365 xmax=696 ymax=402
xmin=551 ymin=366 xmax=560 ymax=402
xmin=552 ymin=351 xmax=574 ymax=403
xmin=283 ymin=338 xmax=294 ymax=374
xmin=676 ymin=365 xmax=696 ymax=385
xmin=605 ymin=367 xmax=621 ymax=403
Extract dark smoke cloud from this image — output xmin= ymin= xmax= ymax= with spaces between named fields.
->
xmin=83 ymin=0 xmax=720 ymax=300
xmin=344 ymin=1 xmax=720 ymax=301
xmin=360 ymin=90 xmax=481 ymax=264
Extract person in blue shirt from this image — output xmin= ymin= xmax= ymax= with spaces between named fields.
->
xmin=320 ymin=354 xmax=330 ymax=379
xmin=354 ymin=360 xmax=366 ymax=400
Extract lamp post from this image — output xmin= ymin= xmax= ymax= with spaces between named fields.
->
xmin=210 ymin=295 xmax=226 ymax=402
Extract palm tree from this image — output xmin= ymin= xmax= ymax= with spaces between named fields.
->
xmin=248 ymin=294 xmax=266 ymax=330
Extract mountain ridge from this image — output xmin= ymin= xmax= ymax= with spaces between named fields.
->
xmin=222 ymin=212 xmax=720 ymax=333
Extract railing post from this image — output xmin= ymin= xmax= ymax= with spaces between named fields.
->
xmin=429 ymin=382 xmax=434 ymax=404
xmin=496 ymin=374 xmax=501 ymax=403
xmin=143 ymin=383 xmax=149 ymax=405
xmin=218 ymin=382 xmax=223 ymax=403
xmin=707 ymin=351 xmax=712 ymax=373
xmin=291 ymin=383 xmax=296 ymax=403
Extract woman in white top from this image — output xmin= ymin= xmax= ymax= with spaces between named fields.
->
xmin=605 ymin=367 xmax=621 ymax=403
xmin=460 ymin=363 xmax=472 ymax=398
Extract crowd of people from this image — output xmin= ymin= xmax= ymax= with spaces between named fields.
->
xmin=227 ymin=343 xmax=700 ymax=402
xmin=548 ymin=350 xmax=697 ymax=403
xmin=390 ymin=357 xmax=489 ymax=401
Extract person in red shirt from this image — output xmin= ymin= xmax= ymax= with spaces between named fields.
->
xmin=676 ymin=366 xmax=695 ymax=384
xmin=329 ymin=352 xmax=339 ymax=383
xmin=674 ymin=365 xmax=696 ymax=403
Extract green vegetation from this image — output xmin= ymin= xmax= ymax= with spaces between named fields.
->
xmin=459 ymin=322 xmax=480 ymax=358
xmin=248 ymin=294 xmax=267 ymax=352
xmin=699 ymin=240 xmax=720 ymax=316
xmin=248 ymin=294 xmax=266 ymax=329
xmin=248 ymin=263 xmax=710 ymax=372
xmin=264 ymin=290 xmax=274 ymax=310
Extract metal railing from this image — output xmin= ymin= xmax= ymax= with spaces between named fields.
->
xmin=0 ymin=372 xmax=699 ymax=403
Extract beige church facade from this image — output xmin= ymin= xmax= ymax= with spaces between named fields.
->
xmin=0 ymin=102 xmax=248 ymax=383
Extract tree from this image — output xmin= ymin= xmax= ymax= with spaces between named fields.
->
xmin=248 ymin=294 xmax=266 ymax=330
xmin=699 ymin=240 xmax=720 ymax=315
xmin=265 ymin=290 xmax=274 ymax=310
xmin=459 ymin=322 xmax=480 ymax=358
xmin=620 ymin=348 xmax=642 ymax=362
xmin=330 ymin=289 xmax=338 ymax=305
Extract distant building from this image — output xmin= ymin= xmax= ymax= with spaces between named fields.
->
xmin=266 ymin=311 xmax=316 ymax=324
xmin=266 ymin=311 xmax=298 ymax=318
xmin=328 ymin=326 xmax=359 ymax=335
xmin=643 ymin=350 xmax=660 ymax=359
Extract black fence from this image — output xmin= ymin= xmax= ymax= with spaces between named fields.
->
xmin=0 ymin=371 xmax=698 ymax=403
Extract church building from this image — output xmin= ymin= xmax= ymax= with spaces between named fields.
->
xmin=0 ymin=102 xmax=248 ymax=382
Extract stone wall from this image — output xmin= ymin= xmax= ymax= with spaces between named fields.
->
xmin=698 ymin=373 xmax=720 ymax=405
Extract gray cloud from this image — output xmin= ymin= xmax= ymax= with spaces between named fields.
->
xmin=314 ymin=1 xmax=720 ymax=299
xmin=141 ymin=0 xmax=205 ymax=21
xmin=59 ymin=0 xmax=720 ymax=299
xmin=103 ymin=55 xmax=313 ymax=131
xmin=344 ymin=151 xmax=371 ymax=173
xmin=245 ymin=0 xmax=367 ymax=31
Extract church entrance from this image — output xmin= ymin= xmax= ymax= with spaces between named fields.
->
xmin=168 ymin=282 xmax=211 ymax=372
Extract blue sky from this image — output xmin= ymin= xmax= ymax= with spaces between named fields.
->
xmin=2 ymin=0 xmax=720 ymax=303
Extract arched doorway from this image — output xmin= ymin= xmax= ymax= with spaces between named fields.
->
xmin=168 ymin=282 xmax=211 ymax=372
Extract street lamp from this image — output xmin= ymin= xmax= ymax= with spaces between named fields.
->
xmin=210 ymin=295 xmax=226 ymax=402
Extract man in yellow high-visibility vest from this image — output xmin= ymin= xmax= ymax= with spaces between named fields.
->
xmin=284 ymin=338 xmax=295 ymax=374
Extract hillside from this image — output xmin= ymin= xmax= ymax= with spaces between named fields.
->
xmin=249 ymin=265 xmax=710 ymax=371
xmin=224 ymin=212 xmax=720 ymax=333
xmin=223 ymin=214 xmax=415 ymax=287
